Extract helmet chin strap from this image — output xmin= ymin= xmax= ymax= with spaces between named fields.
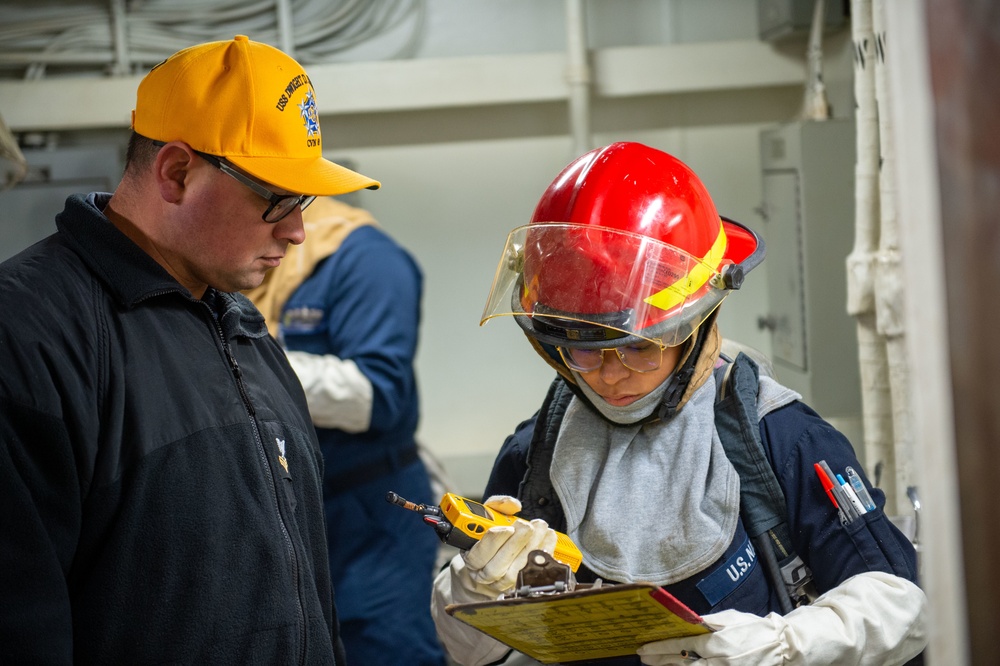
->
xmin=655 ymin=338 xmax=703 ymax=421
xmin=652 ymin=307 xmax=722 ymax=423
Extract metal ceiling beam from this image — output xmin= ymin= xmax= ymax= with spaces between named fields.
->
xmin=0 ymin=40 xmax=805 ymax=132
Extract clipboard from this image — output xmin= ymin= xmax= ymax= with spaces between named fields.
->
xmin=445 ymin=582 xmax=712 ymax=664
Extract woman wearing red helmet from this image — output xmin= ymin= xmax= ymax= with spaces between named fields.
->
xmin=431 ymin=143 xmax=926 ymax=665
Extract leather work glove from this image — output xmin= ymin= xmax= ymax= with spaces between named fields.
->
xmin=636 ymin=571 xmax=927 ymax=666
xmin=431 ymin=495 xmax=558 ymax=666
xmin=461 ymin=495 xmax=558 ymax=595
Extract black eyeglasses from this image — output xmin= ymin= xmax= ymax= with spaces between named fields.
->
xmin=195 ymin=151 xmax=316 ymax=223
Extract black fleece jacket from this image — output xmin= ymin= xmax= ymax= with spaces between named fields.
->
xmin=0 ymin=193 xmax=345 ymax=665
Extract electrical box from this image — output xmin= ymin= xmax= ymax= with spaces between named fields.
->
xmin=758 ymin=119 xmax=861 ymax=427
xmin=758 ymin=0 xmax=847 ymax=41
xmin=0 ymin=145 xmax=121 ymax=263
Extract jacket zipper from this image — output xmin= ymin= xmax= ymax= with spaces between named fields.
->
xmin=217 ymin=324 xmax=308 ymax=665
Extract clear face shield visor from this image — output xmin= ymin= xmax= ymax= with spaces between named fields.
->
xmin=480 ymin=222 xmax=733 ymax=349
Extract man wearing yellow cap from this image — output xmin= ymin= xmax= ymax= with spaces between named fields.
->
xmin=0 ymin=36 xmax=377 ymax=664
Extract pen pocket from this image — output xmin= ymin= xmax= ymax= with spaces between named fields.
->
xmin=844 ymin=509 xmax=915 ymax=580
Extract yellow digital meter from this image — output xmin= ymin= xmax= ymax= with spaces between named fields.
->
xmin=387 ymin=491 xmax=583 ymax=572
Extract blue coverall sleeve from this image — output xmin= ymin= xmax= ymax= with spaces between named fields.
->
xmin=760 ymin=402 xmax=919 ymax=594
xmin=299 ymin=226 xmax=423 ymax=435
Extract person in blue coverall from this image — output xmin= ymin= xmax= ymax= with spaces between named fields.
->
xmin=248 ymin=196 xmax=445 ymax=666
xmin=430 ymin=142 xmax=927 ymax=665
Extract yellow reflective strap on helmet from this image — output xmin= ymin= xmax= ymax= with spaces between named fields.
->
xmin=643 ymin=222 xmax=727 ymax=312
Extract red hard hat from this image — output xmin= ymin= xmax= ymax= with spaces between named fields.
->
xmin=481 ymin=142 xmax=764 ymax=348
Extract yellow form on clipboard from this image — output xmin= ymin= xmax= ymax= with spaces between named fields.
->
xmin=445 ymin=582 xmax=712 ymax=664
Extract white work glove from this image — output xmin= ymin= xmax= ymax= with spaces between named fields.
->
xmin=463 ymin=495 xmax=558 ymax=595
xmin=431 ymin=495 xmax=558 ymax=666
xmin=637 ymin=571 xmax=927 ymax=666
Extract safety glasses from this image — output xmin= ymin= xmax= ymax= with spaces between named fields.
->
xmin=195 ymin=151 xmax=316 ymax=223
xmin=557 ymin=341 xmax=667 ymax=373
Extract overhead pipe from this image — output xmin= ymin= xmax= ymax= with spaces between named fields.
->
xmin=564 ymin=0 xmax=592 ymax=158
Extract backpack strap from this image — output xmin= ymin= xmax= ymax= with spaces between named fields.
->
xmin=517 ymin=378 xmax=576 ymax=532
xmin=714 ymin=352 xmax=815 ymax=612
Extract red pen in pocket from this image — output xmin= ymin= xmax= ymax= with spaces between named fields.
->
xmin=814 ymin=463 xmax=839 ymax=507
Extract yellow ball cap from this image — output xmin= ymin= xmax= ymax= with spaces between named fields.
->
xmin=132 ymin=35 xmax=380 ymax=196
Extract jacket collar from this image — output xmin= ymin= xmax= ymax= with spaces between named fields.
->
xmin=57 ymin=193 xmax=267 ymax=339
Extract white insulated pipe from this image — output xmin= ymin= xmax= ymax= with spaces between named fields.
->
xmin=847 ymin=0 xmax=896 ymax=512
xmin=872 ymin=0 xmax=916 ymax=519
